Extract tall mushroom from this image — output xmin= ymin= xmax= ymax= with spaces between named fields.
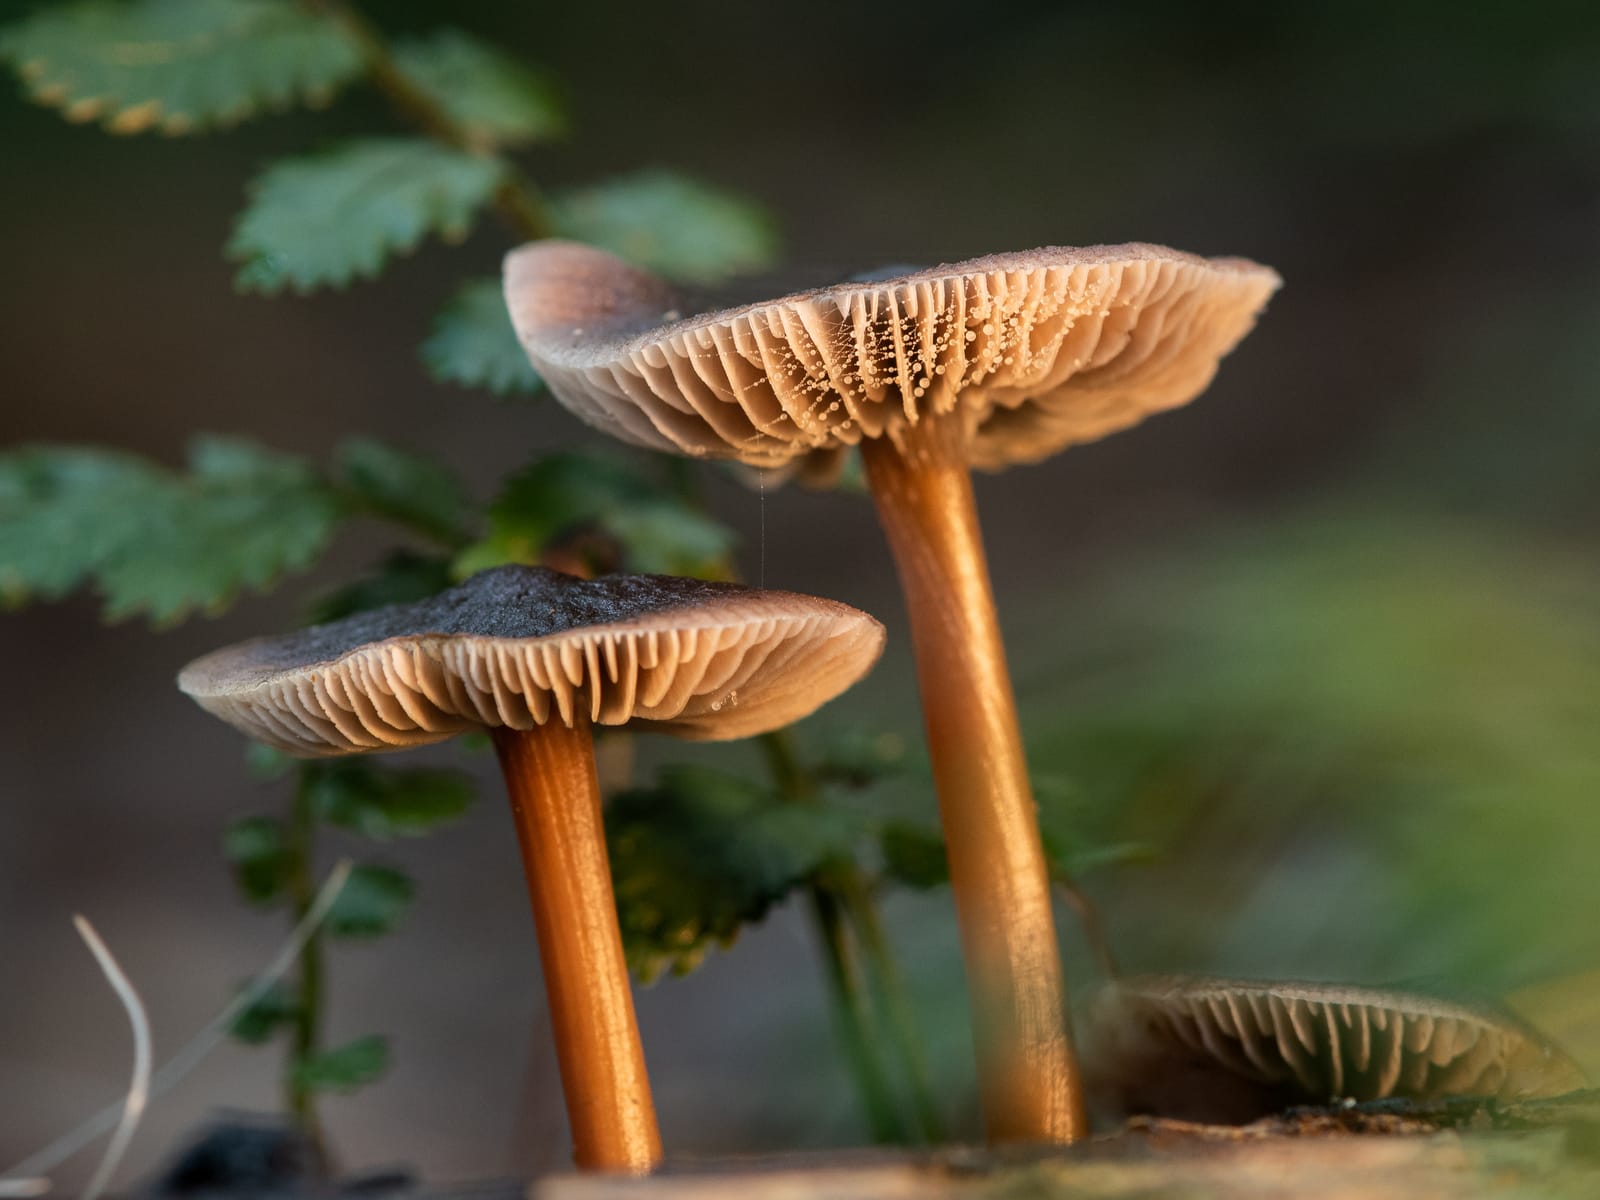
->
xmin=505 ymin=241 xmax=1280 ymax=1143
xmin=179 ymin=564 xmax=885 ymax=1173
xmin=1086 ymin=974 xmax=1589 ymax=1124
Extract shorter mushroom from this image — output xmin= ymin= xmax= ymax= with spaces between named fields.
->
xmin=179 ymin=565 xmax=885 ymax=1173
xmin=1085 ymin=974 xmax=1589 ymax=1125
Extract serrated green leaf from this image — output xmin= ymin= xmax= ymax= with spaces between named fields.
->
xmin=0 ymin=0 xmax=362 ymax=135
xmin=455 ymin=449 xmax=735 ymax=580
xmin=0 ymin=439 xmax=342 ymax=623
xmin=393 ymin=29 xmax=563 ymax=149
xmin=230 ymin=139 xmax=505 ymax=293
xmin=307 ymin=759 xmax=475 ymax=839
xmin=878 ymin=822 xmax=948 ymax=891
xmin=422 ymin=277 xmax=542 ymax=396
xmin=293 ymin=1034 xmax=388 ymax=1093
xmin=229 ymin=979 xmax=301 ymax=1045
xmin=551 ymin=170 xmax=778 ymax=284
xmin=609 ymin=765 xmax=859 ymax=982
xmin=308 ymin=550 xmax=454 ymax=624
xmin=0 ymin=447 xmax=164 ymax=607
xmin=336 ymin=437 xmax=475 ymax=547
xmin=224 ymin=815 xmax=292 ymax=904
xmin=325 ymin=864 xmax=413 ymax=938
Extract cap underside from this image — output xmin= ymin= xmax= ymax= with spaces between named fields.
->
xmin=179 ymin=566 xmax=884 ymax=754
xmin=1091 ymin=975 xmax=1586 ymax=1106
xmin=505 ymin=242 xmax=1281 ymax=473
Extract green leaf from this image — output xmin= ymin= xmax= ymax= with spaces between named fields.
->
xmin=812 ymin=728 xmax=910 ymax=789
xmin=0 ymin=439 xmax=342 ymax=624
xmin=422 ymin=277 xmax=542 ymax=396
xmin=1034 ymin=775 xmax=1156 ymax=880
xmin=456 ymin=450 xmax=735 ymax=579
xmin=244 ymin=742 xmax=296 ymax=781
xmin=336 ymin=437 xmax=475 ymax=547
xmin=0 ymin=0 xmax=362 ymax=135
xmin=230 ymin=139 xmax=505 ymax=293
xmin=117 ymin=437 xmax=341 ymax=622
xmin=604 ymin=502 xmax=736 ymax=576
xmin=224 ymin=815 xmax=292 ymax=905
xmin=229 ymin=979 xmax=301 ymax=1045
xmin=293 ymin=1034 xmax=389 ymax=1093
xmin=307 ymin=759 xmax=475 ymax=839
xmin=608 ymin=765 xmax=859 ymax=982
xmin=550 ymin=170 xmax=778 ymax=284
xmin=392 ymin=29 xmax=563 ymax=149
xmin=308 ymin=550 xmax=454 ymax=624
xmin=0 ymin=447 xmax=163 ymax=607
xmin=878 ymin=800 xmax=1150 ymax=894
xmin=878 ymin=822 xmax=948 ymax=891
xmin=325 ymin=864 xmax=414 ymax=938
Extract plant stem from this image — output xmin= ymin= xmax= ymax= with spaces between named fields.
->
xmin=493 ymin=719 xmax=661 ymax=1174
xmin=807 ymin=882 xmax=904 ymax=1143
xmin=286 ymin=772 xmax=328 ymax=1169
xmin=306 ymin=0 xmax=555 ymax=241
xmin=861 ymin=413 xmax=1086 ymax=1145
xmin=835 ymin=877 xmax=947 ymax=1143
xmin=758 ymin=730 xmax=929 ymax=1143
xmin=1054 ymin=879 xmax=1121 ymax=980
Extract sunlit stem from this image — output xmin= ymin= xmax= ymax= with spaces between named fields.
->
xmin=862 ymin=414 xmax=1086 ymax=1145
xmin=492 ymin=718 xmax=662 ymax=1174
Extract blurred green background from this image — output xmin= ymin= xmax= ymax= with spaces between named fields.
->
xmin=2 ymin=0 xmax=1599 ymax=1184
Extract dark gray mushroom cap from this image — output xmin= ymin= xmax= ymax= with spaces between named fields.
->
xmin=178 ymin=565 xmax=885 ymax=754
xmin=503 ymin=241 xmax=1280 ymax=474
xmin=1087 ymin=975 xmax=1588 ymax=1122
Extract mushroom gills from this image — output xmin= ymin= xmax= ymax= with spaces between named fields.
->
xmin=1086 ymin=976 xmax=1590 ymax=1124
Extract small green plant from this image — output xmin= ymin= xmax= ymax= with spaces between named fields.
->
xmin=0 ymin=0 xmax=954 ymax=1154
xmin=225 ymin=749 xmax=473 ymax=1159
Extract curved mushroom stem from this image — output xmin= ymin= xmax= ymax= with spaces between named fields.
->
xmin=861 ymin=414 xmax=1087 ymax=1145
xmin=492 ymin=719 xmax=662 ymax=1174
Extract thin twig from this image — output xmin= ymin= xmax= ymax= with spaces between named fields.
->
xmin=0 ymin=862 xmax=353 ymax=1186
xmin=73 ymin=917 xmax=153 ymax=1200
xmin=307 ymin=0 xmax=554 ymax=241
xmin=1055 ymin=878 xmax=1121 ymax=980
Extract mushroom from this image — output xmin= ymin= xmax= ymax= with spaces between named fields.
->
xmin=504 ymin=240 xmax=1280 ymax=1143
xmin=1086 ymin=974 xmax=1590 ymax=1125
xmin=178 ymin=564 xmax=886 ymax=1173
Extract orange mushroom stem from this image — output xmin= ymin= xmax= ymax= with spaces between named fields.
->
xmin=861 ymin=413 xmax=1084 ymax=1144
xmin=493 ymin=718 xmax=661 ymax=1173
xmin=502 ymin=240 xmax=1282 ymax=1147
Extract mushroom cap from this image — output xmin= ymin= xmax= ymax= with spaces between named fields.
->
xmin=1086 ymin=975 xmax=1588 ymax=1122
xmin=504 ymin=241 xmax=1281 ymax=473
xmin=178 ymin=565 xmax=886 ymax=755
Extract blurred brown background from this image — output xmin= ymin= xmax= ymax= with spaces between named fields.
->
xmin=4 ymin=0 xmax=1600 ymax=1186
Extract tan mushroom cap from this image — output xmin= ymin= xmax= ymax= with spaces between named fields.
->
xmin=178 ymin=565 xmax=885 ymax=755
xmin=504 ymin=241 xmax=1280 ymax=473
xmin=1088 ymin=975 xmax=1588 ymax=1114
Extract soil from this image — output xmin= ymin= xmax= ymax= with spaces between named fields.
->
xmin=134 ymin=1094 xmax=1600 ymax=1198
xmin=538 ymin=1092 xmax=1600 ymax=1200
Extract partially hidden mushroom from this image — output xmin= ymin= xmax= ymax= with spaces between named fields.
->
xmin=1085 ymin=974 xmax=1589 ymax=1125
xmin=504 ymin=240 xmax=1280 ymax=1144
xmin=179 ymin=564 xmax=885 ymax=1173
